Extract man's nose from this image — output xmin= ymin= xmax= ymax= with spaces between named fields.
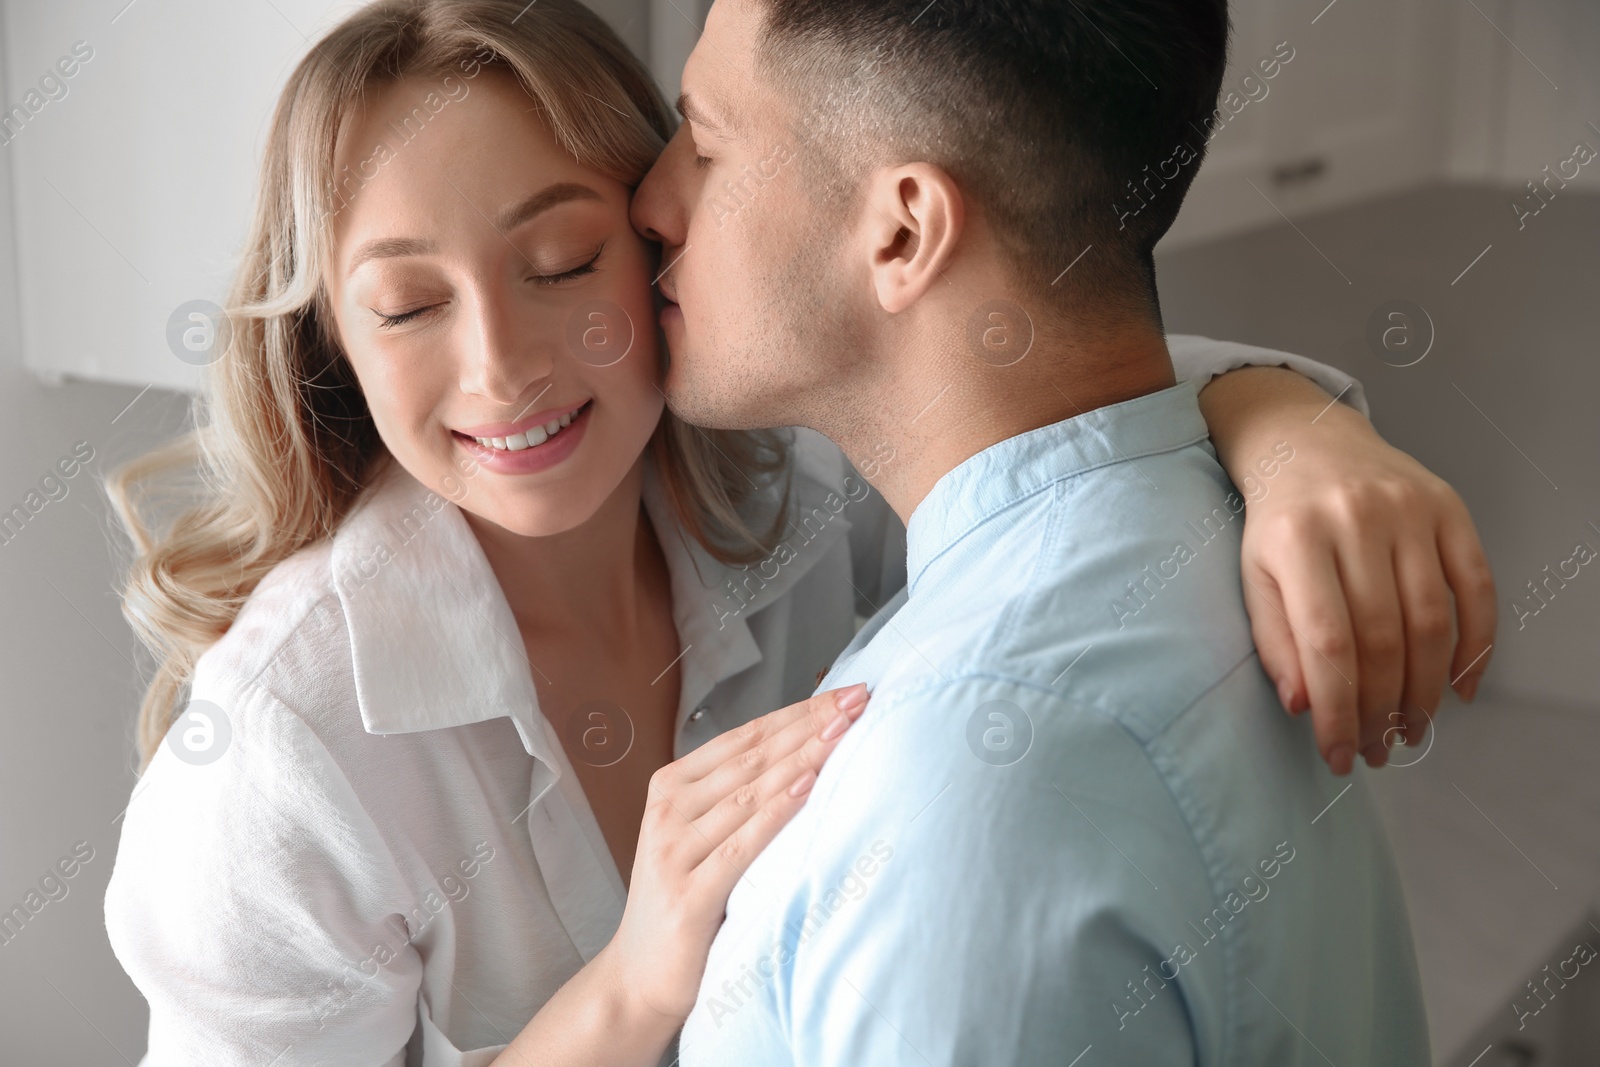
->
xmin=631 ymin=167 xmax=670 ymax=246
xmin=631 ymin=134 xmax=686 ymax=246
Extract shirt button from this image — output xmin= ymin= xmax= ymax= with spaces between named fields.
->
xmin=688 ymin=706 xmax=709 ymax=723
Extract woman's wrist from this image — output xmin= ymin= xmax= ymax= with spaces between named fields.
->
xmin=1197 ymin=365 xmax=1366 ymax=480
xmin=593 ymin=941 xmax=689 ymax=1050
xmin=489 ymin=942 xmax=684 ymax=1067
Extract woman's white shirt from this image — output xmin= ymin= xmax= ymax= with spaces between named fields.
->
xmin=103 ymin=338 xmax=1365 ymax=1066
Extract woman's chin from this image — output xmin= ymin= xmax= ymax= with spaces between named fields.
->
xmin=457 ymin=493 xmax=608 ymax=541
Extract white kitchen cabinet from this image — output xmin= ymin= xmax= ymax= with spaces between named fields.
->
xmin=1165 ymin=0 xmax=1450 ymax=249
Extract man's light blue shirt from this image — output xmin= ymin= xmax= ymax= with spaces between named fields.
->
xmin=678 ymin=381 xmax=1429 ymax=1066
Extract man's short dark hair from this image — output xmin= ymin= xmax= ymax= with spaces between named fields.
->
xmin=754 ymin=0 xmax=1231 ymax=325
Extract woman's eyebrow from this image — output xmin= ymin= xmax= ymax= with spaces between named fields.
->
xmin=492 ymin=181 xmax=605 ymax=233
xmin=346 ymin=236 xmax=436 ymax=276
xmin=345 ymin=182 xmax=605 ymax=277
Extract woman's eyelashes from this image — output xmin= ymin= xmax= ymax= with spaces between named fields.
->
xmin=369 ymin=244 xmax=608 ymax=329
xmin=375 ymin=303 xmax=439 ymax=330
xmin=530 ymin=242 xmax=605 ymax=286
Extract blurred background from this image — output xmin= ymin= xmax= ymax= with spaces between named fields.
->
xmin=0 ymin=0 xmax=1595 ymax=1063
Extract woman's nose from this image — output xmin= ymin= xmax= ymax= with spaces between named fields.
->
xmin=457 ymin=294 xmax=555 ymax=404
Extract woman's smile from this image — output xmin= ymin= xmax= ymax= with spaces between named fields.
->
xmin=452 ymin=398 xmax=594 ymax=474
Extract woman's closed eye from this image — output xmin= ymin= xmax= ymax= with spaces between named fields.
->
xmin=531 ymin=242 xmax=605 ymax=286
xmin=368 ymin=244 xmax=606 ymax=329
xmin=372 ymin=302 xmax=441 ymax=329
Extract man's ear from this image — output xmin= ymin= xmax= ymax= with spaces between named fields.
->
xmin=864 ymin=163 xmax=964 ymax=315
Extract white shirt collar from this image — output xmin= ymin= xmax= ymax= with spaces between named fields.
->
xmin=329 ymin=440 xmax=853 ymax=769
xmin=329 ymin=460 xmax=558 ymax=764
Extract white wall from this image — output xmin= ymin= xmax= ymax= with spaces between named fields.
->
xmin=0 ymin=5 xmax=193 ymax=1054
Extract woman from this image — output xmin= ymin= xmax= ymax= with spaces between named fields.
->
xmin=104 ymin=1 xmax=1489 ymax=1064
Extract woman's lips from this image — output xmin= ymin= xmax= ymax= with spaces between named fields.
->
xmin=453 ymin=400 xmax=592 ymax=475
xmin=455 ymin=399 xmax=589 ymax=441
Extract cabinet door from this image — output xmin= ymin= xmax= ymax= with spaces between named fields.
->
xmin=1165 ymin=0 xmax=1446 ymax=250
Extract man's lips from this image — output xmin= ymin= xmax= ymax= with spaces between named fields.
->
xmin=655 ymin=248 xmax=685 ymax=305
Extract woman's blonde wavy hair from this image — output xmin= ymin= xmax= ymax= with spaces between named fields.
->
xmin=110 ymin=0 xmax=789 ymax=771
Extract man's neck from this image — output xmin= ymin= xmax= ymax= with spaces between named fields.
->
xmin=831 ymin=328 xmax=1176 ymax=525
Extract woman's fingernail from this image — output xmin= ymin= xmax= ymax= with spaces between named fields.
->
xmin=820 ymin=713 xmax=851 ymax=742
xmin=788 ymin=770 xmax=818 ymax=797
xmin=1463 ymin=678 xmax=1480 ymax=703
xmin=1277 ymin=679 xmax=1294 ymax=713
xmin=836 ymin=683 xmax=870 ymax=714
xmin=1362 ymin=742 xmax=1389 ymax=769
xmin=1327 ymin=743 xmax=1356 ymax=776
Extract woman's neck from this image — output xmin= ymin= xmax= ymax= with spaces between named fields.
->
xmin=463 ymin=457 xmax=666 ymax=651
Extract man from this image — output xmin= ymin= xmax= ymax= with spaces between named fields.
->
xmin=632 ymin=1 xmax=1437 ymax=1062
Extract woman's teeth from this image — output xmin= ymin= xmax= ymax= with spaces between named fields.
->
xmin=474 ymin=410 xmax=576 ymax=452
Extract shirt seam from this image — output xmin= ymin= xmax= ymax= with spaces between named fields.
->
xmin=235 ymin=588 xmax=341 ymax=695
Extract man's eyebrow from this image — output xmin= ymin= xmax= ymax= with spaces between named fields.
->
xmin=345 ymin=182 xmax=605 ymax=277
xmin=676 ymin=92 xmax=737 ymax=139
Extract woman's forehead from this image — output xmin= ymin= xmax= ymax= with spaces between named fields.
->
xmin=327 ymin=72 xmax=629 ymax=253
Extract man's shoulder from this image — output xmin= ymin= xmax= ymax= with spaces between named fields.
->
xmin=888 ymin=438 xmax=1259 ymax=742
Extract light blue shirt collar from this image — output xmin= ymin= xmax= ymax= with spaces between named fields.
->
xmin=904 ymin=380 xmax=1208 ymax=594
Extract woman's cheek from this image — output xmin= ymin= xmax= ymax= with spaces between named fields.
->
xmin=355 ymin=354 xmax=448 ymax=475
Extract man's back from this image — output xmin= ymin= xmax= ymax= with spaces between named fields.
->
xmin=678 ymin=381 xmax=1428 ymax=1066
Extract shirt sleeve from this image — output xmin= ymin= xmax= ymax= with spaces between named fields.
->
xmin=105 ymin=684 xmax=422 ymax=1067
xmin=1168 ymin=333 xmax=1371 ymax=418
xmin=769 ymin=679 xmax=1215 ymax=1067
